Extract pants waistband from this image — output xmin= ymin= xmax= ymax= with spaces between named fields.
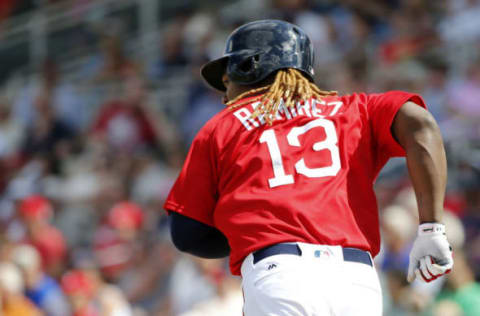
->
xmin=252 ymin=243 xmax=373 ymax=266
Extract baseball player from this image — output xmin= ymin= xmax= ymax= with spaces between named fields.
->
xmin=164 ymin=20 xmax=453 ymax=315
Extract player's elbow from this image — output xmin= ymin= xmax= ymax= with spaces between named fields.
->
xmin=411 ymin=109 xmax=439 ymax=134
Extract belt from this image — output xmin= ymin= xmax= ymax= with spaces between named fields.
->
xmin=252 ymin=243 xmax=373 ymax=266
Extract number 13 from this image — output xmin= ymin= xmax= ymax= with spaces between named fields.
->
xmin=259 ymin=118 xmax=341 ymax=188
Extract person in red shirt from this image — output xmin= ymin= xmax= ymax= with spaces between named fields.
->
xmin=61 ymin=270 xmax=99 ymax=316
xmin=93 ymin=202 xmax=144 ymax=281
xmin=164 ymin=20 xmax=453 ymax=316
xmin=91 ymin=78 xmax=156 ymax=152
xmin=18 ymin=195 xmax=67 ymax=277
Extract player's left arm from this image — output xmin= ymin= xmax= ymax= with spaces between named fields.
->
xmin=392 ymin=101 xmax=453 ymax=282
xmin=164 ymin=117 xmax=230 ymax=259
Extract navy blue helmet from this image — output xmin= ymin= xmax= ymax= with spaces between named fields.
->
xmin=201 ymin=20 xmax=315 ymax=92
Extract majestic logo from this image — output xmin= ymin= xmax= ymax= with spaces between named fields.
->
xmin=267 ymin=263 xmax=277 ymax=270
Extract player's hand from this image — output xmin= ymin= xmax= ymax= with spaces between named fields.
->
xmin=407 ymin=223 xmax=453 ymax=283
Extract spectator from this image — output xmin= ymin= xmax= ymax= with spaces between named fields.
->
xmin=106 ymin=201 xmax=144 ymax=241
xmin=153 ymin=17 xmax=190 ymax=79
xmin=117 ymin=239 xmax=176 ymax=314
xmin=438 ymin=0 xmax=480 ymax=46
xmin=61 ymin=269 xmax=99 ymax=316
xmin=458 ymin=163 xmax=480 ymax=279
xmin=0 ymin=261 xmax=43 ymax=316
xmin=427 ymin=251 xmax=480 ymax=316
xmin=17 ymin=195 xmax=67 ymax=277
xmin=90 ymin=78 xmax=157 ymax=152
xmin=180 ymin=90 xmax=224 ymax=145
xmin=21 ymin=90 xmax=76 ymax=167
xmin=380 ymin=204 xmax=417 ymax=272
xmin=445 ymin=59 xmax=480 ymax=140
xmin=85 ymin=268 xmax=133 ymax=316
xmin=93 ymin=202 xmax=144 ymax=281
xmin=11 ymin=244 xmax=71 ymax=316
xmin=179 ymin=261 xmax=242 ymax=316
xmin=13 ymin=59 xmax=85 ymax=132
xmin=422 ymin=59 xmax=451 ymax=124
xmin=93 ymin=29 xmax=141 ymax=84
xmin=379 ymin=9 xmax=435 ymax=65
xmin=0 ymin=95 xmax=25 ymax=161
xmin=168 ymin=258 xmax=221 ymax=315
xmin=0 ymin=95 xmax=25 ymax=193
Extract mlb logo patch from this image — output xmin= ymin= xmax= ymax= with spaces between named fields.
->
xmin=314 ymin=249 xmax=332 ymax=258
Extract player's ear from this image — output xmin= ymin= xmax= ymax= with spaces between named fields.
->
xmin=222 ymin=74 xmax=230 ymax=87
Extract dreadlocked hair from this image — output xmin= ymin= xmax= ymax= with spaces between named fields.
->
xmin=226 ymin=68 xmax=337 ymax=125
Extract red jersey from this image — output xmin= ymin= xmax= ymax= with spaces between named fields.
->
xmin=164 ymin=91 xmax=426 ymax=275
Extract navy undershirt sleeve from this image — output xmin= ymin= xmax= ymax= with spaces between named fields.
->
xmin=168 ymin=212 xmax=230 ymax=258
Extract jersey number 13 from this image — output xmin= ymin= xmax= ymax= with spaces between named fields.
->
xmin=259 ymin=118 xmax=341 ymax=188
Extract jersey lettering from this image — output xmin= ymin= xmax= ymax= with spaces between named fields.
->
xmin=233 ymin=108 xmax=260 ymax=131
xmin=234 ymin=100 xmax=343 ymax=131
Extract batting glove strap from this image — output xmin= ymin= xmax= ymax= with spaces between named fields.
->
xmin=418 ymin=223 xmax=445 ymax=236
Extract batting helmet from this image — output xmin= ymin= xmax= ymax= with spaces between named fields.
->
xmin=201 ymin=19 xmax=315 ymax=92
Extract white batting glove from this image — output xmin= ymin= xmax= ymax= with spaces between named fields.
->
xmin=407 ymin=223 xmax=453 ymax=283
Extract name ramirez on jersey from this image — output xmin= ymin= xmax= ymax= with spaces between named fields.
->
xmin=233 ymin=98 xmax=343 ymax=131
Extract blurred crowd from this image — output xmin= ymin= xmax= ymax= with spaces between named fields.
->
xmin=0 ymin=0 xmax=479 ymax=315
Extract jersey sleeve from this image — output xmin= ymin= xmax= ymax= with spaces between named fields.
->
xmin=163 ymin=124 xmax=219 ymax=227
xmin=367 ymin=91 xmax=427 ymax=157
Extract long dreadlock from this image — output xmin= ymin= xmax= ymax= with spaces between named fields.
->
xmin=225 ymin=68 xmax=337 ymax=125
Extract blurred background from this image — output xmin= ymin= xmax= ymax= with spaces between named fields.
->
xmin=0 ymin=0 xmax=479 ymax=315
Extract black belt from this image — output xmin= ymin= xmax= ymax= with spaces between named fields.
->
xmin=253 ymin=243 xmax=373 ymax=266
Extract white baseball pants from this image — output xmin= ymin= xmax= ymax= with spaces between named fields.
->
xmin=241 ymin=243 xmax=382 ymax=316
